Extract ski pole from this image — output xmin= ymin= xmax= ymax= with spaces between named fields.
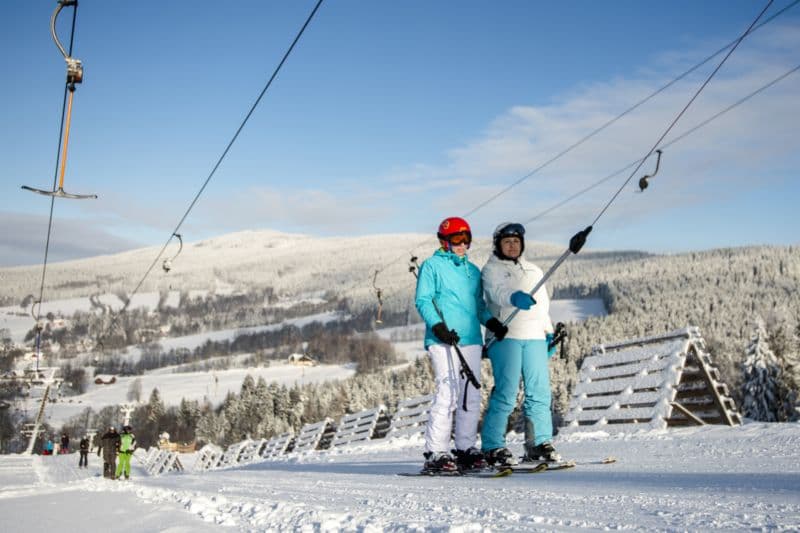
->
xmin=484 ymin=226 xmax=591 ymax=352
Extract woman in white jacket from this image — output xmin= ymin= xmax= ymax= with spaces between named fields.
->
xmin=481 ymin=222 xmax=559 ymax=466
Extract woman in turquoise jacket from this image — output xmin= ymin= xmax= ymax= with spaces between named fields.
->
xmin=415 ymin=216 xmax=507 ymax=473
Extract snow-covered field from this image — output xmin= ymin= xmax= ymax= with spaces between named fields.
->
xmin=45 ymin=362 xmax=358 ymax=428
xmin=1 ymin=423 xmax=798 ymax=531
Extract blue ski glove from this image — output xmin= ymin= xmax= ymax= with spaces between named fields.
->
xmin=546 ymin=333 xmax=557 ymax=358
xmin=510 ymin=291 xmax=536 ymax=310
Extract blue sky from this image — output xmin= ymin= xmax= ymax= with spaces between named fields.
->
xmin=2 ymin=0 xmax=799 ymax=266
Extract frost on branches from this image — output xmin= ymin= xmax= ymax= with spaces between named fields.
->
xmin=741 ymin=317 xmax=781 ymax=422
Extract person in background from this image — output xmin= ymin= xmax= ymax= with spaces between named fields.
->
xmin=60 ymin=432 xmax=69 ymax=454
xmin=415 ymin=216 xmax=508 ymax=473
xmin=44 ymin=437 xmax=54 ymax=456
xmin=98 ymin=426 xmax=120 ymax=479
xmin=480 ymin=222 xmax=560 ymax=466
xmin=78 ymin=435 xmax=90 ymax=468
xmin=115 ymin=425 xmax=137 ymax=480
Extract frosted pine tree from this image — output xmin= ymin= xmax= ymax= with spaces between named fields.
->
xmin=741 ymin=317 xmax=781 ymax=422
xmin=776 ymin=324 xmax=800 ymax=422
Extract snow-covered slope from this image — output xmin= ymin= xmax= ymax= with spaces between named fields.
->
xmin=1 ymin=423 xmax=798 ymax=531
xmin=45 ymin=362 xmax=358 ymax=428
xmin=0 ymin=229 xmax=564 ymax=307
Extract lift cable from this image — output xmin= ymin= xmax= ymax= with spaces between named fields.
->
xmin=124 ymin=0 xmax=325 ymax=308
xmin=31 ymin=0 xmax=80 ymax=369
xmin=336 ymin=60 xmax=800 ymax=327
xmin=368 ymin=0 xmax=798 ymax=283
xmin=483 ymin=0 xmax=777 ymax=350
xmin=524 ymin=63 xmax=800 ymax=225
xmin=93 ymin=1 xmax=325 ymax=350
xmin=463 ymin=0 xmax=796 ymax=222
xmin=589 ymin=2 xmax=776 ymax=227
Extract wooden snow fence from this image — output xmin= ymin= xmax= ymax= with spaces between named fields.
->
xmin=330 ymin=405 xmax=391 ymax=448
xmin=138 ymin=447 xmax=183 ymax=475
xmin=386 ymin=393 xmax=435 ymax=439
xmin=291 ymin=418 xmax=336 ymax=453
xmin=218 ymin=440 xmax=251 ymax=468
xmin=193 ymin=443 xmax=224 ymax=472
xmin=237 ymin=438 xmax=268 ymax=464
xmin=138 ymin=447 xmax=160 ymax=470
xmin=260 ymin=431 xmax=295 ymax=459
xmin=561 ymin=326 xmax=741 ymax=434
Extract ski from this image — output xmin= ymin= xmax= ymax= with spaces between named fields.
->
xmin=580 ymin=456 xmax=617 ymax=465
xmin=544 ymin=460 xmax=577 ymax=471
xmin=398 ymin=467 xmax=512 ymax=478
xmin=511 ymin=462 xmax=560 ymax=474
xmin=511 ymin=456 xmax=617 ymax=472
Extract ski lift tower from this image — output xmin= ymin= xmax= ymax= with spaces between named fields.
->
xmin=119 ymin=402 xmax=137 ymax=426
xmin=19 ymin=367 xmax=62 ymax=455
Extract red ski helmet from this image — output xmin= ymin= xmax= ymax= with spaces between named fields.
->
xmin=437 ymin=217 xmax=472 ymax=250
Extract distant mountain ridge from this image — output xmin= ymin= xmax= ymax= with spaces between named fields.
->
xmin=0 ymin=229 xmax=564 ymax=306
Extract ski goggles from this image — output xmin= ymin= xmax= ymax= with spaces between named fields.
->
xmin=496 ymin=223 xmax=525 ymax=239
xmin=446 ymin=231 xmax=472 ymax=246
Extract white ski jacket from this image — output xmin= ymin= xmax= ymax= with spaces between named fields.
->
xmin=481 ymin=253 xmax=554 ymax=340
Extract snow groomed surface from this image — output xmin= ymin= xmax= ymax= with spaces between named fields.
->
xmin=1 ymin=423 xmax=799 ymax=531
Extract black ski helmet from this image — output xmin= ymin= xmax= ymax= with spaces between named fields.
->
xmin=493 ymin=222 xmax=525 ymax=260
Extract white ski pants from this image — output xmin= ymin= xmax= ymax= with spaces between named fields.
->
xmin=424 ymin=343 xmax=483 ymax=454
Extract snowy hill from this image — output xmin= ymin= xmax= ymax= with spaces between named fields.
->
xmin=0 ymin=229 xmax=563 ymax=309
xmin=0 ymin=423 xmax=798 ymax=531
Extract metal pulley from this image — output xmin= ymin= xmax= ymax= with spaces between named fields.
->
xmin=637 ymin=149 xmax=663 ymax=192
xmin=162 ymin=233 xmax=183 ymax=273
xmin=64 ymin=57 xmax=84 ymax=85
xmin=51 ymin=0 xmax=84 ymax=86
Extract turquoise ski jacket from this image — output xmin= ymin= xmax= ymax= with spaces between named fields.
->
xmin=415 ymin=248 xmax=492 ymax=348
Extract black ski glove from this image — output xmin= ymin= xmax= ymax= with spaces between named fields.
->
xmin=432 ymin=322 xmax=460 ymax=345
xmin=485 ymin=318 xmax=508 ymax=341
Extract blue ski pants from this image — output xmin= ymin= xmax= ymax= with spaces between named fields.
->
xmin=481 ymin=338 xmax=552 ymax=451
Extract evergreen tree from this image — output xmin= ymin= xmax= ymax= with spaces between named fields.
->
xmin=776 ymin=326 xmax=800 ymax=422
xmin=176 ymin=398 xmax=200 ymax=443
xmin=741 ymin=318 xmax=782 ymax=421
xmin=132 ymin=387 xmax=167 ymax=447
xmin=196 ymin=409 xmax=229 ymax=447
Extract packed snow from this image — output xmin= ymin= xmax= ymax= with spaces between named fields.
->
xmin=1 ymin=423 xmax=798 ymax=531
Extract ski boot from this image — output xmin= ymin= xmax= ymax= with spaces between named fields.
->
xmin=422 ymin=452 xmax=457 ymax=474
xmin=484 ymin=447 xmax=519 ymax=467
xmin=454 ymin=447 xmax=487 ymax=471
xmin=523 ymin=442 xmax=561 ymax=463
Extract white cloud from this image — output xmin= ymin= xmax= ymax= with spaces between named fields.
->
xmin=192 ymin=186 xmax=388 ymax=234
xmin=369 ymin=25 xmax=800 ymax=236
xmin=0 ymin=212 xmax=142 ymax=267
xmin=9 ymin=23 xmax=796 ymax=257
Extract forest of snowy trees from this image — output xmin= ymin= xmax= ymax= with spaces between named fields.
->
xmin=1 ymin=242 xmax=798 ymax=452
xmin=541 ymin=245 xmax=800 ymax=422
